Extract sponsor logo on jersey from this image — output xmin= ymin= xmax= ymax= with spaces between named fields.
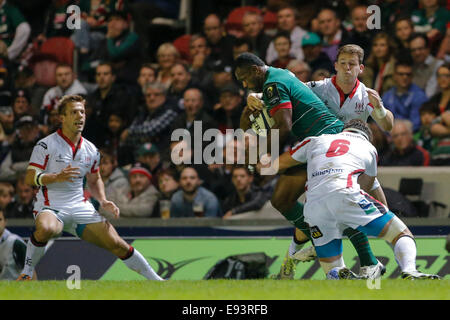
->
xmin=264 ymin=83 xmax=281 ymax=105
xmin=358 ymin=199 xmax=377 ymax=214
xmin=355 ymin=102 xmax=365 ymax=114
xmin=310 ymin=226 xmax=323 ymax=239
xmin=37 ymin=142 xmax=48 ymax=149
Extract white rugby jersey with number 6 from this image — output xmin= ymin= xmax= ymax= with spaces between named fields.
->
xmin=289 ymin=131 xmax=378 ymax=203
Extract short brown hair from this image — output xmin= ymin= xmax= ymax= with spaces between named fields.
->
xmin=337 ymin=44 xmax=364 ymax=64
xmin=58 ymin=94 xmax=85 ymax=115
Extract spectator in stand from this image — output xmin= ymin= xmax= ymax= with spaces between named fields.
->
xmin=410 ymin=33 xmax=444 ymax=98
xmin=427 ymin=63 xmax=450 ymax=113
xmin=362 ymin=32 xmax=397 ymax=96
xmin=121 ymin=82 xmax=178 ymax=156
xmin=134 ymin=63 xmax=157 ymax=108
xmin=204 ymin=60 xmax=234 ymax=107
xmin=98 ymin=148 xmax=128 ymax=201
xmin=0 ymin=0 xmax=31 ymax=61
xmin=37 ymin=0 xmax=73 ymax=40
xmin=316 ymin=7 xmax=350 ymax=63
xmin=311 ymin=69 xmax=332 ymax=81
xmin=0 ymin=105 xmax=14 ymax=158
xmin=414 ymin=102 xmax=440 ymax=153
xmin=14 ymin=66 xmax=47 ymax=116
xmin=430 ymin=110 xmax=450 ymax=165
xmin=104 ymin=162 xmax=159 ymax=218
xmin=170 ymin=166 xmax=221 ymax=218
xmin=203 ymin=14 xmax=235 ymax=65
xmin=135 ymin=142 xmax=168 ymax=187
xmin=85 ymin=10 xmax=142 ymax=85
xmin=394 ymin=17 xmax=415 ymax=54
xmin=411 ymin=0 xmax=449 ymax=43
xmin=155 ymin=42 xmax=180 ymax=88
xmin=266 ymin=6 xmax=306 ymax=65
xmin=167 ymin=63 xmax=197 ymax=111
xmin=102 ymin=109 xmax=129 ymax=163
xmin=301 ymin=32 xmax=334 ymax=74
xmin=0 ymin=115 xmax=42 ymax=182
xmin=342 ymin=4 xmax=376 ymax=61
xmin=287 ymin=60 xmax=311 ymax=83
xmin=380 ymin=119 xmax=430 ymax=166
xmin=74 ymin=0 xmax=124 ymax=55
xmin=222 ymin=165 xmax=271 ymax=219
xmin=155 ymin=167 xmax=179 ymax=218
xmin=241 ymin=11 xmax=272 ymax=61
xmin=382 ymin=61 xmax=428 ymax=132
xmin=40 ymin=63 xmax=87 ymax=131
xmin=232 ymin=38 xmax=252 ymax=61
xmin=379 ymin=0 xmax=417 ymax=34
xmin=6 ymin=173 xmax=36 ymax=218
xmin=84 ymin=62 xmax=132 ymax=147
xmin=12 ymin=89 xmax=33 ymax=119
xmin=0 ymin=182 xmax=14 ymax=217
xmin=214 ymin=84 xmax=243 ymax=134
xmin=188 ymin=34 xmax=214 ymax=91
xmin=270 ymin=31 xmax=295 ymax=69
xmin=171 ymin=88 xmax=217 ymax=154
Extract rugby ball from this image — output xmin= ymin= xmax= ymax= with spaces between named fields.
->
xmin=249 ymin=107 xmax=275 ymax=137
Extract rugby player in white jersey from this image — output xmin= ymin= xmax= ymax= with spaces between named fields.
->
xmin=249 ymin=45 xmax=394 ymax=279
xmin=286 ymin=44 xmax=395 ymax=275
xmin=262 ymin=119 xmax=439 ymax=280
xmin=17 ymin=95 xmax=163 ymax=281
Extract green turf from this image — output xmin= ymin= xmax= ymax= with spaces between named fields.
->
xmin=1 ymin=280 xmax=448 ymax=300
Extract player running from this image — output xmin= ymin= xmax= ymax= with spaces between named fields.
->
xmin=269 ymin=119 xmax=439 ymax=280
xmin=235 ymin=52 xmax=380 ymax=279
xmin=277 ymin=44 xmax=395 ymax=278
xmin=17 ymin=95 xmax=163 ymax=281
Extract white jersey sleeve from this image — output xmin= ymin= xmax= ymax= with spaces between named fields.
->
xmin=306 ymin=80 xmax=328 ymax=99
xmin=29 ymin=140 xmax=50 ymax=171
xmin=364 ymin=146 xmax=378 ymax=177
xmin=290 ymin=137 xmax=315 ymax=163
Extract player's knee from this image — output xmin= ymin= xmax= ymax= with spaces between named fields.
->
xmin=379 ymin=216 xmax=409 ymax=244
xmin=34 ymin=224 xmax=58 ymax=241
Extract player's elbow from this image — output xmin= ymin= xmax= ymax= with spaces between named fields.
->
xmin=25 ymin=169 xmax=37 ymax=186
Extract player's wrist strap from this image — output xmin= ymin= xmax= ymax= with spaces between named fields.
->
xmin=36 ymin=173 xmax=45 ymax=186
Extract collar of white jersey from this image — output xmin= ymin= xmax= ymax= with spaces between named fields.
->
xmin=342 ymin=128 xmax=369 ymax=141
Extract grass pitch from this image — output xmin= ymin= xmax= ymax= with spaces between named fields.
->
xmin=1 ymin=279 xmax=449 ymax=300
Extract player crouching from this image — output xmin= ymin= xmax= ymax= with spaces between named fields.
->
xmin=260 ymin=119 xmax=440 ymax=280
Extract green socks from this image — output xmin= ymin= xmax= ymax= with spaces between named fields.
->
xmin=282 ymin=202 xmax=312 ymax=240
xmin=343 ymin=228 xmax=378 ymax=267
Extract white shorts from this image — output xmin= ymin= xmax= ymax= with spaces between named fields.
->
xmin=33 ymin=201 xmax=105 ymax=238
xmin=304 ymin=189 xmax=388 ymax=247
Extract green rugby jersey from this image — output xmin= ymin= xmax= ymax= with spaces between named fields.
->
xmin=0 ymin=3 xmax=26 ymax=46
xmin=262 ymin=67 xmax=343 ymax=140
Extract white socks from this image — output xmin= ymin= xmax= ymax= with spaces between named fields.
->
xmin=122 ymin=248 xmax=164 ymax=281
xmin=394 ymin=236 xmax=417 ymax=273
xmin=21 ymin=235 xmax=47 ymax=277
xmin=288 ymin=239 xmax=305 ymax=257
xmin=320 ymin=256 xmax=345 ymax=274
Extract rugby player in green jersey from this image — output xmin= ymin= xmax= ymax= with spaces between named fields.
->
xmin=235 ymin=52 xmax=382 ymax=279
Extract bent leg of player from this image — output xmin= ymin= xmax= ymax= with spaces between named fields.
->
xmin=270 ymin=167 xmax=310 ymax=279
xmin=18 ymin=210 xmax=63 ymax=280
xmin=357 ymin=210 xmax=440 ymax=280
xmin=80 ymin=220 xmax=163 ymax=280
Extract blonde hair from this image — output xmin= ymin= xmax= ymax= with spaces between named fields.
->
xmin=157 ymin=43 xmax=180 ymax=60
xmin=337 ymin=44 xmax=364 ymax=64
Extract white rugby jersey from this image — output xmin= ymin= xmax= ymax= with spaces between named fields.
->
xmin=306 ymin=76 xmax=374 ymax=123
xmin=290 ymin=131 xmax=378 ymax=202
xmin=28 ymin=129 xmax=100 ymax=210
